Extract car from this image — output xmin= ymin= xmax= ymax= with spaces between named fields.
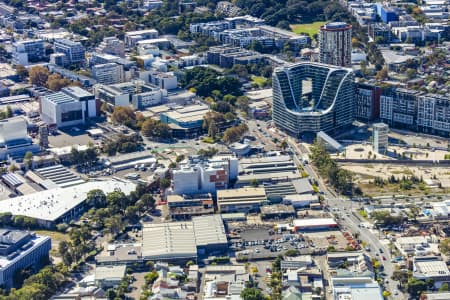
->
xmin=255 ymin=248 xmax=260 ymax=253
xmin=382 ymin=256 xmax=387 ymax=261
xmin=379 ymin=248 xmax=384 ymax=253
xmin=365 ymin=246 xmax=370 ymax=251
xmin=394 ymin=290 xmax=399 ymax=295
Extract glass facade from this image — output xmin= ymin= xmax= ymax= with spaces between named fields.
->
xmin=272 ymin=62 xmax=355 ymax=137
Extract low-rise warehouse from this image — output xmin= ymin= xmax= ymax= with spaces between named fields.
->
xmin=0 ymin=179 xmax=136 ymax=227
xmin=142 ymin=215 xmax=228 ymax=262
xmin=216 ymin=187 xmax=267 ymax=213
xmin=293 ymin=218 xmax=338 ymax=232
xmin=142 ymin=222 xmax=197 ymax=262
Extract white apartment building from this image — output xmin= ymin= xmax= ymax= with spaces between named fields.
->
xmin=12 ymin=39 xmax=45 ymax=65
xmin=97 ymin=37 xmax=125 ymax=57
xmin=54 ymin=38 xmax=85 ymax=64
xmin=92 ymin=63 xmax=124 ymax=85
xmin=124 ymin=29 xmax=159 ymax=47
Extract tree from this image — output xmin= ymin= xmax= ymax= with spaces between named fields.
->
xmin=439 ymin=283 xmax=449 ymax=292
xmin=240 ymin=287 xmax=265 ymax=300
xmin=236 ymin=96 xmax=250 ymax=112
xmin=208 ymin=120 xmax=219 ymax=139
xmin=16 ymin=65 xmax=28 ymax=79
xmin=391 ymin=270 xmax=408 ymax=288
xmin=440 ymin=238 xmax=450 ymax=255
xmin=46 ymin=73 xmax=71 ymax=91
xmin=197 ymin=147 xmax=218 ymax=158
xmin=160 ymin=178 xmax=171 ymax=190
xmin=279 ymin=140 xmax=288 ymax=150
xmin=141 ymin=118 xmax=171 ymax=140
xmin=111 ymin=106 xmax=136 ymax=127
xmin=145 ymin=271 xmax=159 ymax=285
xmin=29 ymin=66 xmax=49 ymax=86
xmin=24 ymin=151 xmax=33 ymax=169
xmin=86 ymin=189 xmax=107 ymax=207
xmin=106 ymin=288 xmax=117 ymax=300
xmin=9 ymin=164 xmax=18 ymax=172
xmin=408 ymin=206 xmax=420 ymax=222
xmin=107 ymin=190 xmax=129 ymax=213
xmin=222 ymin=123 xmax=248 ymax=144
xmin=407 ymin=278 xmax=427 ymax=299
xmin=139 ymin=194 xmax=156 ymax=211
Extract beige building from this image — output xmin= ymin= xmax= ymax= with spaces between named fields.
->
xmin=216 ymin=187 xmax=267 ymax=213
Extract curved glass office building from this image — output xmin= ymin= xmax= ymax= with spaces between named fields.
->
xmin=272 ymin=62 xmax=355 ymax=137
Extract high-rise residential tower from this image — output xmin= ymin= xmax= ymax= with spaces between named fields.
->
xmin=319 ymin=22 xmax=352 ymax=67
xmin=272 ymin=62 xmax=355 ymax=137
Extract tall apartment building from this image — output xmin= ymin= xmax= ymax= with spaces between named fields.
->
xmin=54 ymin=39 xmax=86 ymax=65
xmin=417 ymin=94 xmax=450 ymax=137
xmin=380 ymin=88 xmax=420 ymax=130
xmin=272 ymin=62 xmax=355 ymax=137
xmin=92 ymin=63 xmax=124 ymax=85
xmin=319 ymin=22 xmax=352 ymax=67
xmin=40 ymin=87 xmax=96 ymax=128
xmin=12 ymin=39 xmax=45 ymax=65
xmin=373 ymin=122 xmax=389 ymax=153
xmin=96 ymin=37 xmax=125 ymax=57
xmin=355 ymin=82 xmax=381 ymax=121
xmin=124 ymin=29 xmax=159 ymax=47
xmin=0 ymin=229 xmax=51 ymax=289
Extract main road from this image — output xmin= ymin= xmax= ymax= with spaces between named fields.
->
xmin=246 ymin=119 xmax=407 ymax=299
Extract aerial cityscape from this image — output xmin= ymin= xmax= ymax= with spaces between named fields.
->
xmin=0 ymin=0 xmax=448 ymax=299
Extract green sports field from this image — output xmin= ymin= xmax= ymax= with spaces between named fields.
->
xmin=290 ymin=21 xmax=326 ymax=37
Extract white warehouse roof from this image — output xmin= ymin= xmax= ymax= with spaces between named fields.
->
xmin=293 ymin=218 xmax=337 ymax=227
xmin=0 ymin=180 xmax=136 ymax=222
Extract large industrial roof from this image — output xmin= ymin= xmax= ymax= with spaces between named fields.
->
xmin=142 ymin=215 xmax=228 ymax=259
xmin=142 ymin=222 xmax=197 ymax=260
xmin=192 ymin=215 xmax=227 ymax=247
xmin=0 ymin=180 xmax=136 ymax=222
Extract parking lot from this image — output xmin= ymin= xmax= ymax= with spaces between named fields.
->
xmin=229 ymin=228 xmax=314 ymax=259
xmin=49 ymin=128 xmax=94 ymax=148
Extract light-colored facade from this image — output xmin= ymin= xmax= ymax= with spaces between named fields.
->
xmin=12 ymin=39 xmax=45 ymax=65
xmin=373 ymin=122 xmax=388 ymax=153
xmin=92 ymin=63 xmax=124 ymax=85
xmin=319 ymin=22 xmax=352 ymax=67
xmin=0 ymin=230 xmax=51 ymax=289
xmin=217 ymin=187 xmax=267 ymax=213
xmin=272 ymin=62 xmax=354 ymax=137
xmin=54 ymin=39 xmax=86 ymax=65
xmin=417 ymin=94 xmax=450 ymax=137
xmin=380 ymin=88 xmax=419 ymax=130
xmin=97 ymin=37 xmax=125 ymax=57
xmin=94 ymin=80 xmax=164 ymax=109
xmin=41 ymin=92 xmax=85 ymax=127
xmin=139 ymin=70 xmax=178 ymax=90
xmin=41 ymin=87 xmax=95 ymax=128
xmin=124 ymin=29 xmax=159 ymax=47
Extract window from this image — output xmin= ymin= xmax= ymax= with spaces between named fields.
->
xmin=61 ymin=110 xmax=82 ymax=122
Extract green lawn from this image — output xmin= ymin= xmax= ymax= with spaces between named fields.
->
xmin=290 ymin=21 xmax=326 ymax=37
xmin=251 ymin=76 xmax=268 ymax=87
